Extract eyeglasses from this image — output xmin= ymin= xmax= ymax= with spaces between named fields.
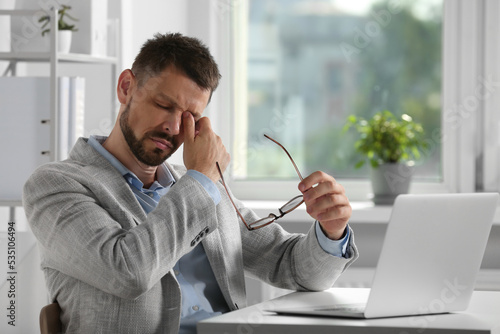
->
xmin=217 ymin=134 xmax=304 ymax=230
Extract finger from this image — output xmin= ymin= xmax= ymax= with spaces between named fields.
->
xmin=303 ymin=181 xmax=345 ymax=203
xmin=317 ymin=204 xmax=352 ymax=223
xmin=182 ymin=112 xmax=195 ymax=144
xmin=312 ymin=210 xmax=350 ymax=241
xmin=194 ymin=119 xmax=201 ymax=137
xmin=298 ymin=171 xmax=335 ymax=193
xmin=195 ymin=117 xmax=212 ymax=135
xmin=216 ymin=151 xmax=231 ymax=176
xmin=305 ymin=193 xmax=350 ymax=218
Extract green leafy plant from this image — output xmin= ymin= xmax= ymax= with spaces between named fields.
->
xmin=39 ymin=5 xmax=78 ymax=36
xmin=343 ymin=110 xmax=428 ymax=169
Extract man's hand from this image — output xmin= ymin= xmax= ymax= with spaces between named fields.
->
xmin=299 ymin=171 xmax=351 ymax=240
xmin=182 ymin=112 xmax=230 ymax=183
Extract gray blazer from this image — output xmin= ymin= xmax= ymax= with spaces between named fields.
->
xmin=23 ymin=138 xmax=358 ymax=333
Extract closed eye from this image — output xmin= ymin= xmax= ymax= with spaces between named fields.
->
xmin=155 ymin=101 xmax=201 ymax=120
xmin=156 ymin=103 xmax=173 ymax=111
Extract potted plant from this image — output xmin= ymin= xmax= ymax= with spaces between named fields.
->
xmin=39 ymin=5 xmax=78 ymax=53
xmin=344 ymin=110 xmax=428 ymax=205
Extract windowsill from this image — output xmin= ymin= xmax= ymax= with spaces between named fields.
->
xmin=242 ymin=200 xmax=500 ymax=226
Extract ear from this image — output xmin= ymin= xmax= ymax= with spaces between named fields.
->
xmin=117 ymin=69 xmax=136 ymax=104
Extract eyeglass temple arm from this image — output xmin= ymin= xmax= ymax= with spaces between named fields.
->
xmin=216 ymin=162 xmax=251 ymax=229
xmin=263 ymin=134 xmax=303 ymax=181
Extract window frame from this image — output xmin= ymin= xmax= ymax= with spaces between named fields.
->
xmin=209 ymin=0 xmax=498 ymax=202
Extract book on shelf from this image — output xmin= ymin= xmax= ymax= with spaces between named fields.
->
xmin=0 ymin=76 xmax=85 ymax=202
xmin=67 ymin=0 xmax=109 ymax=56
xmin=59 ymin=76 xmax=85 ymax=160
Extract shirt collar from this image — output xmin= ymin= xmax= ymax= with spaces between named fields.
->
xmin=87 ymin=135 xmax=175 ymax=190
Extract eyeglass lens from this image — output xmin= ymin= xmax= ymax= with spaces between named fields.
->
xmin=248 ymin=195 xmax=304 ymax=229
xmin=281 ymin=195 xmax=304 ymax=213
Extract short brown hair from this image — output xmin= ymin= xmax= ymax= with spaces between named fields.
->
xmin=131 ymin=32 xmax=221 ymax=95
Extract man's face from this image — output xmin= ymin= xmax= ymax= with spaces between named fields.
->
xmin=120 ymin=66 xmax=211 ymax=166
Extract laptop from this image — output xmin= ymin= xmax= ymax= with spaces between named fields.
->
xmin=271 ymin=193 xmax=499 ymax=319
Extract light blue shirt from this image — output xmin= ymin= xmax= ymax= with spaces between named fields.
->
xmin=88 ymin=135 xmax=350 ymax=333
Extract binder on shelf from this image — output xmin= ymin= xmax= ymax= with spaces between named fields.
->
xmin=58 ymin=76 xmax=71 ymax=159
xmin=59 ymin=76 xmax=85 ymax=160
xmin=0 ymin=76 xmax=85 ymax=201
xmin=69 ymin=0 xmax=109 ymax=56
xmin=69 ymin=77 xmax=85 ymax=151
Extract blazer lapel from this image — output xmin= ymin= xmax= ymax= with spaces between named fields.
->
xmin=70 ymin=138 xmax=147 ymax=223
xmin=167 ymin=162 xmax=243 ymax=310
xmin=87 ymin=162 xmax=147 ymax=223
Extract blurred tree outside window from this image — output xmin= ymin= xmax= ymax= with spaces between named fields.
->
xmin=236 ymin=0 xmax=442 ymax=182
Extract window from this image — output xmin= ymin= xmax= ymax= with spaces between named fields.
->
xmin=216 ymin=0 xmax=500 ymax=201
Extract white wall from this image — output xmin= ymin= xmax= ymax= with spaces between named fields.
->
xmin=126 ymin=0 xmax=188 ymax=68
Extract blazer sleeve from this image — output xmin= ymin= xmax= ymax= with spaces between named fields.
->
xmin=23 ymin=162 xmax=219 ymax=300
xmin=227 ymin=188 xmax=359 ymax=292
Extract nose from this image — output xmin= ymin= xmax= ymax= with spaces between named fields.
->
xmin=163 ymin=111 xmax=183 ymax=135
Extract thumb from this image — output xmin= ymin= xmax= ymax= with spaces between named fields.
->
xmin=182 ymin=112 xmax=195 ymax=145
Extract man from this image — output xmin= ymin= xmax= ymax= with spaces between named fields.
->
xmin=24 ymin=33 xmax=358 ymax=333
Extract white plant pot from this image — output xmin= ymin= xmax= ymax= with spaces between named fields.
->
xmin=58 ymin=30 xmax=72 ymax=53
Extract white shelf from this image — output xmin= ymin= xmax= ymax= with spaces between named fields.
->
xmin=0 ymin=9 xmax=39 ymax=16
xmin=0 ymin=200 xmax=23 ymax=207
xmin=0 ymin=52 xmax=118 ymax=64
xmin=58 ymin=53 xmax=118 ymax=64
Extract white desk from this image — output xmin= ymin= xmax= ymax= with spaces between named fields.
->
xmin=197 ymin=288 xmax=500 ymax=334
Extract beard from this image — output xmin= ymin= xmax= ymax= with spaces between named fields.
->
xmin=119 ymin=101 xmax=178 ymax=166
